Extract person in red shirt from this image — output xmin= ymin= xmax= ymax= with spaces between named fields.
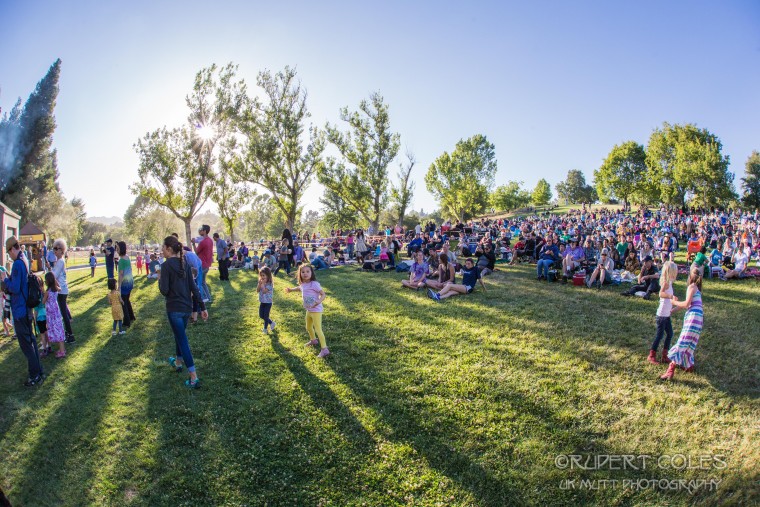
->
xmin=194 ymin=225 xmax=214 ymax=302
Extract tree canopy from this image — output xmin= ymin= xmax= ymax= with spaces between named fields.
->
xmin=425 ymin=134 xmax=496 ymax=221
xmin=555 ymin=169 xmax=597 ymax=204
xmin=389 ymin=151 xmax=416 ymax=226
xmin=595 ymin=141 xmax=647 ymax=206
xmin=741 ymin=150 xmax=760 ymax=209
xmin=0 ymin=59 xmax=63 ymax=227
xmin=132 ymin=63 xmax=246 ymax=244
xmin=490 ymin=181 xmax=531 ymax=211
xmin=235 ymin=66 xmax=324 ymax=231
xmin=531 ymin=179 xmax=552 ymax=206
xmin=646 ymin=123 xmax=735 ymax=208
xmin=319 ymin=92 xmax=400 ymax=232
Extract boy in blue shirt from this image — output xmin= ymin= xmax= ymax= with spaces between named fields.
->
xmin=0 ymin=236 xmax=44 ymax=386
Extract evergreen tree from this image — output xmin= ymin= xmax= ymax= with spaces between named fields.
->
xmin=0 ymin=59 xmax=63 ymax=225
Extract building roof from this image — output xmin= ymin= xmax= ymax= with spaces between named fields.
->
xmin=0 ymin=200 xmax=21 ymax=220
xmin=20 ymin=222 xmax=44 ymax=236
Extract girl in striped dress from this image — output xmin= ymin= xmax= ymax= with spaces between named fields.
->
xmin=660 ymin=270 xmax=703 ymax=380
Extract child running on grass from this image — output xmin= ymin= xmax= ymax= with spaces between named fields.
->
xmin=43 ymin=272 xmax=66 ymax=358
xmin=660 ymin=269 xmax=703 ymax=381
xmin=107 ymin=278 xmax=125 ymax=336
xmin=285 ymin=264 xmax=329 ymax=358
xmin=257 ymin=266 xmax=276 ymax=334
xmin=648 ymin=260 xmax=678 ymax=364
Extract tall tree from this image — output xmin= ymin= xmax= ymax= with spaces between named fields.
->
xmin=124 ymin=195 xmax=184 ymax=246
xmin=132 ymin=63 xmax=246 ymax=244
xmin=320 ymin=187 xmax=359 ymax=231
xmin=741 ymin=150 xmax=760 ymax=209
xmin=531 ymin=179 xmax=552 ymax=206
xmin=425 ymin=134 xmax=497 ymax=221
xmin=490 ymin=181 xmax=531 ymax=211
xmin=70 ymin=197 xmax=87 ymax=241
xmin=320 ymin=92 xmax=400 ymax=232
xmin=595 ymin=141 xmax=647 ymax=206
xmin=235 ymin=67 xmax=324 ymax=231
xmin=389 ymin=151 xmax=416 ymax=226
xmin=646 ymin=123 xmax=735 ymax=207
xmin=209 ymin=143 xmax=251 ymax=240
xmin=555 ymin=169 xmax=596 ymax=204
xmin=239 ymin=192 xmax=275 ymax=242
xmin=0 ymin=59 xmax=63 ymax=226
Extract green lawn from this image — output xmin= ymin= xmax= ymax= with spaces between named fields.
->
xmin=0 ymin=263 xmax=758 ymax=506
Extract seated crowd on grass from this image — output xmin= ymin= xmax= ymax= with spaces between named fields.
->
xmin=3 ymin=204 xmax=758 ymax=389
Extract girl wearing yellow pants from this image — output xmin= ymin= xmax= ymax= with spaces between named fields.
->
xmin=286 ymin=264 xmax=330 ymax=358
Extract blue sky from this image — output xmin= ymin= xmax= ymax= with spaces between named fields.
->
xmin=1 ymin=0 xmax=759 ymax=219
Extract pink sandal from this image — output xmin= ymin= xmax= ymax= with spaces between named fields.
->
xmin=55 ymin=350 xmax=66 ymax=359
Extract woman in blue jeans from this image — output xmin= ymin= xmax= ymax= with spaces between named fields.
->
xmin=536 ymin=237 xmax=559 ymax=280
xmin=158 ymin=236 xmax=208 ymax=389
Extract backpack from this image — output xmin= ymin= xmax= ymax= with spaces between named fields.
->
xmin=26 ymin=272 xmax=43 ymax=308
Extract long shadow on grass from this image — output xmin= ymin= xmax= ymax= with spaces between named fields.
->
xmin=309 ymin=271 xmax=563 ymax=504
xmin=321 ymin=268 xmax=746 ymax=505
xmin=3 ymin=288 xmax=166 ymax=505
xmin=0 ymin=292 xmax=111 ymax=442
xmin=481 ymin=267 xmax=760 ymax=399
xmin=133 ymin=269 xmax=369 ymax=505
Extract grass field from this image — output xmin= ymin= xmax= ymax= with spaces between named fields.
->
xmin=0 ymin=262 xmax=758 ymax=506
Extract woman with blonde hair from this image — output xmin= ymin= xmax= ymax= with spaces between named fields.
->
xmin=52 ymin=238 xmax=75 ymax=343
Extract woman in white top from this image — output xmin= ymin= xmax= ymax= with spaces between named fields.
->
xmin=723 ymin=244 xmax=748 ymax=280
xmin=637 ymin=238 xmax=653 ymax=263
xmin=52 ymin=238 xmax=74 ymax=342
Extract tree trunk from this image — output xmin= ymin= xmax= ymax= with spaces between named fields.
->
xmin=183 ymin=219 xmax=193 ymax=248
xmin=227 ymin=220 xmax=235 ymax=242
xmin=286 ymin=209 xmax=295 ymax=233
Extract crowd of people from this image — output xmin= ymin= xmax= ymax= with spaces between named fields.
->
xmin=2 ymin=204 xmax=757 ymax=388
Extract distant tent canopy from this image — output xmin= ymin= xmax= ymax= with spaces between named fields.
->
xmin=19 ymin=221 xmax=47 ymax=272
xmin=19 ymin=221 xmax=46 ymax=243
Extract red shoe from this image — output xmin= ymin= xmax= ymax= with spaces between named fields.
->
xmin=661 ymin=350 xmax=669 ymax=363
xmin=647 ymin=350 xmax=659 ymax=364
xmin=659 ymin=362 xmax=676 ymax=381
xmin=684 ymin=364 xmax=695 ymax=373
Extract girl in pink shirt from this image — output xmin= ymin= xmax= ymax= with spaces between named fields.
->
xmin=285 ymin=264 xmax=329 ymax=358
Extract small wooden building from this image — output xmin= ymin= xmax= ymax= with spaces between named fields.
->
xmin=1 ymin=200 xmax=21 ymax=270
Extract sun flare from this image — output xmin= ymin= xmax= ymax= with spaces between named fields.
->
xmin=196 ymin=124 xmax=214 ymax=141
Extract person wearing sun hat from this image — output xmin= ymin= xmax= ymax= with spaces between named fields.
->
xmin=0 ymin=236 xmax=44 ymax=386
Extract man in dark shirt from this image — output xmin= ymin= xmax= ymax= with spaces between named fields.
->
xmin=621 ymin=255 xmax=660 ymax=299
xmin=476 ymin=245 xmax=496 ymax=276
xmin=213 ymin=233 xmax=230 ymax=281
xmin=407 ymin=234 xmax=423 ymax=258
xmin=101 ymin=239 xmax=116 ymax=280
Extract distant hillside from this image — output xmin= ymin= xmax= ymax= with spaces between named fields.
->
xmin=88 ymin=216 xmax=123 ymax=226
